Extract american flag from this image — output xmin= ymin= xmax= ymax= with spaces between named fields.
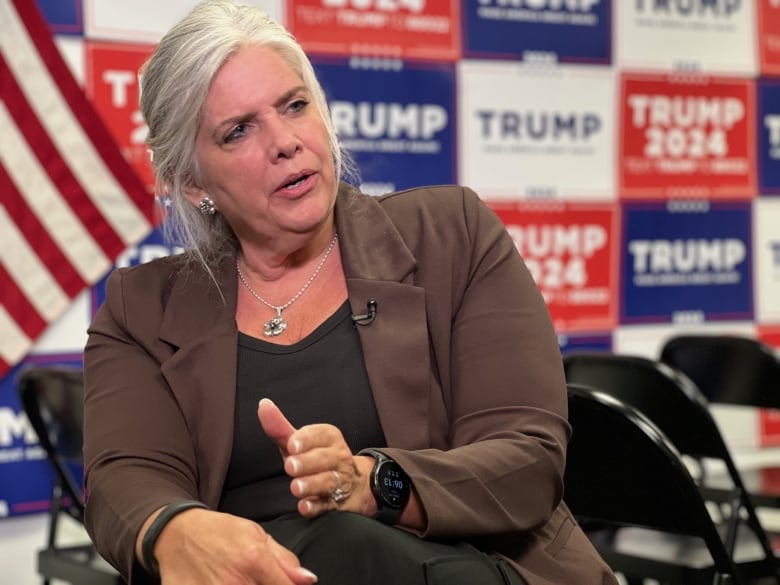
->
xmin=0 ymin=0 xmax=155 ymax=377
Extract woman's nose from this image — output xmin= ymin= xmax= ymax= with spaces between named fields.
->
xmin=267 ymin=119 xmax=302 ymax=161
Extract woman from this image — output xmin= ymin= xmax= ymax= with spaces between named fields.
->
xmin=82 ymin=1 xmax=617 ymax=584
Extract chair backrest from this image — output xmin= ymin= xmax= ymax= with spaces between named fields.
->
xmin=660 ymin=335 xmax=780 ymax=409
xmin=565 ymin=383 xmax=742 ymax=581
xmin=563 ymin=353 xmax=726 ymax=461
xmin=17 ymin=365 xmax=86 ymax=518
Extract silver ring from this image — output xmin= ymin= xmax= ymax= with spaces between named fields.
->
xmin=331 ymin=470 xmax=347 ymax=503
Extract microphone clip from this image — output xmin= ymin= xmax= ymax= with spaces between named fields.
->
xmin=352 ymin=299 xmax=378 ymax=325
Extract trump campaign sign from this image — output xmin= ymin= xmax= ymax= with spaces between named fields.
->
xmin=313 ymin=57 xmax=455 ymax=195
xmin=619 ymin=73 xmax=755 ymax=198
xmin=759 ymin=0 xmax=780 ymax=75
xmin=754 ymin=198 xmax=780 ymax=323
xmin=36 ymin=0 xmax=82 ymax=34
xmin=759 ymin=326 xmax=780 ymax=349
xmin=491 ymin=201 xmax=618 ymax=332
xmin=0 ymin=355 xmax=82 ymax=518
xmin=758 ymin=79 xmax=780 ymax=194
xmin=558 ymin=332 xmax=613 ymax=354
xmin=85 ymin=41 xmax=156 ymax=194
xmin=616 ymin=0 xmax=757 ymax=74
xmin=462 ymin=0 xmax=611 ymax=63
xmin=459 ymin=60 xmax=615 ymax=200
xmin=83 ymin=0 xmax=283 ymax=43
xmin=758 ymin=324 xmax=780 ymax=447
xmin=621 ymin=200 xmax=753 ymax=324
xmin=287 ymin=0 xmax=460 ymax=61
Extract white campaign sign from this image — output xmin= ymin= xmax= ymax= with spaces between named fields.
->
xmin=457 ymin=60 xmax=615 ymax=200
xmin=616 ymin=0 xmax=757 ymax=74
xmin=754 ymin=198 xmax=780 ymax=323
xmin=85 ymin=0 xmax=284 ymax=42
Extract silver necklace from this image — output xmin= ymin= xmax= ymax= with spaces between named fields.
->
xmin=236 ymin=233 xmax=338 ymax=337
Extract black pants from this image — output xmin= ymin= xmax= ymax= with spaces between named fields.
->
xmin=263 ymin=512 xmax=527 ymax=585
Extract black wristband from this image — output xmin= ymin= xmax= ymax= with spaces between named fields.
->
xmin=141 ymin=500 xmax=209 ymax=575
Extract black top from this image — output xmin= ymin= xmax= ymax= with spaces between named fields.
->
xmin=220 ymin=301 xmax=386 ymax=521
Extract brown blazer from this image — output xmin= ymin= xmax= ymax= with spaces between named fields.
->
xmin=84 ymin=183 xmax=617 ymax=584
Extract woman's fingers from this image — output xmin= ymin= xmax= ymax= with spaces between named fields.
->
xmin=258 ymin=401 xmax=368 ymax=516
xmin=258 ymin=398 xmax=298 ymax=457
xmin=155 ymin=510 xmax=313 ymax=585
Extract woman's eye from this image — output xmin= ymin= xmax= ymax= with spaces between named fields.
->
xmin=289 ymin=99 xmax=309 ymax=113
xmin=224 ymin=123 xmax=248 ymax=144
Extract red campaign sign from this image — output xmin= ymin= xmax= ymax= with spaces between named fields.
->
xmin=759 ymin=0 xmax=780 ymax=76
xmin=758 ymin=325 xmax=780 ymax=350
xmin=287 ymin=0 xmax=460 ymax=61
xmin=490 ymin=201 xmax=618 ymax=333
xmin=619 ymin=73 xmax=756 ymax=199
xmin=760 ymin=409 xmax=780 ymax=447
xmin=756 ymin=325 xmax=780 ymax=447
xmin=85 ymin=41 xmax=156 ymax=194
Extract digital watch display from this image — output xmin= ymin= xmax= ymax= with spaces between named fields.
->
xmin=359 ymin=448 xmax=411 ymax=525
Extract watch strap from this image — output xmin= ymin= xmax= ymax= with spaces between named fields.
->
xmin=141 ymin=500 xmax=209 ymax=574
xmin=358 ymin=447 xmax=390 ymax=464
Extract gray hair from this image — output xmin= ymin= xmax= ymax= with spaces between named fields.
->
xmin=139 ymin=0 xmax=354 ymax=275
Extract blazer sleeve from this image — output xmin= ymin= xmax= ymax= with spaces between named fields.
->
xmin=83 ymin=267 xmax=200 ymax=583
xmin=379 ymin=186 xmax=570 ymax=540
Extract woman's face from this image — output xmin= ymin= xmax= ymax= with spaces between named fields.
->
xmin=186 ymin=45 xmax=336 ymax=244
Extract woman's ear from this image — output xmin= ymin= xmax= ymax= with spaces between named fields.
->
xmin=182 ymin=183 xmax=207 ymax=209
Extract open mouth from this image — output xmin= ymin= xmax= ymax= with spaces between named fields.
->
xmin=282 ymin=173 xmax=311 ymax=190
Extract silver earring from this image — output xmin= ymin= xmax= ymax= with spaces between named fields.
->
xmin=198 ymin=196 xmax=216 ymax=216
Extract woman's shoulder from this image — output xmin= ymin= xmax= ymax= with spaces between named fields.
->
xmin=106 ymin=252 xmax=214 ymax=301
xmin=374 ymin=184 xmax=491 ymax=229
xmin=376 ymin=184 xmax=481 ymax=212
xmin=110 ymin=252 xmax=187 ymax=284
xmin=369 ymin=183 xmax=503 ymax=246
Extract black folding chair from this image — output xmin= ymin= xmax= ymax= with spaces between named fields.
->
xmin=566 ymin=382 xmax=747 ymax=585
xmin=564 ymin=355 xmax=780 ymax=585
xmin=660 ymin=335 xmax=780 ymax=409
xmin=17 ymin=365 xmax=123 ymax=585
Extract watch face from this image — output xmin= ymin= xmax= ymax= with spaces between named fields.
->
xmin=377 ymin=462 xmax=410 ymax=508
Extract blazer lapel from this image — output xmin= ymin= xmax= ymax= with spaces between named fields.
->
xmin=337 ymin=185 xmax=432 ymax=451
xmin=158 ymin=257 xmax=239 ymax=506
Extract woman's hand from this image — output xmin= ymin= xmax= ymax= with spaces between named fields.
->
xmin=258 ymin=398 xmax=376 ymax=518
xmin=151 ymin=507 xmax=318 ymax=584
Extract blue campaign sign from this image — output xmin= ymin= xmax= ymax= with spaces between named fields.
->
xmin=0 ymin=356 xmax=82 ymax=518
xmin=91 ymin=225 xmax=182 ymax=316
xmin=621 ymin=201 xmax=753 ymax=324
xmin=313 ymin=57 xmax=456 ymax=196
xmin=758 ymin=79 xmax=780 ymax=195
xmin=462 ymin=0 xmax=611 ymax=63
xmin=35 ymin=0 xmax=82 ymax=35
xmin=558 ymin=333 xmax=612 ymax=355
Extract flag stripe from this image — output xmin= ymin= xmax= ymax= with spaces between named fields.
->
xmin=0 ymin=304 xmax=33 ymax=368
xmin=0 ymin=102 xmax=112 ymax=283
xmin=1 ymin=0 xmax=153 ymax=246
xmin=1 ymin=53 xmax=128 ymax=265
xmin=0 ymin=206 xmax=71 ymax=323
xmin=0 ymin=164 xmax=84 ymax=298
xmin=0 ymin=262 xmax=47 ymax=341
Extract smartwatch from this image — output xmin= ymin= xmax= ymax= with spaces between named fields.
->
xmin=359 ymin=448 xmax=411 ymax=525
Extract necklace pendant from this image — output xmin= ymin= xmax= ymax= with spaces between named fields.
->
xmin=263 ymin=315 xmax=287 ymax=337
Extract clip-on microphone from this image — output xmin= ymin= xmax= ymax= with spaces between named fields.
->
xmin=352 ymin=299 xmax=378 ymax=325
